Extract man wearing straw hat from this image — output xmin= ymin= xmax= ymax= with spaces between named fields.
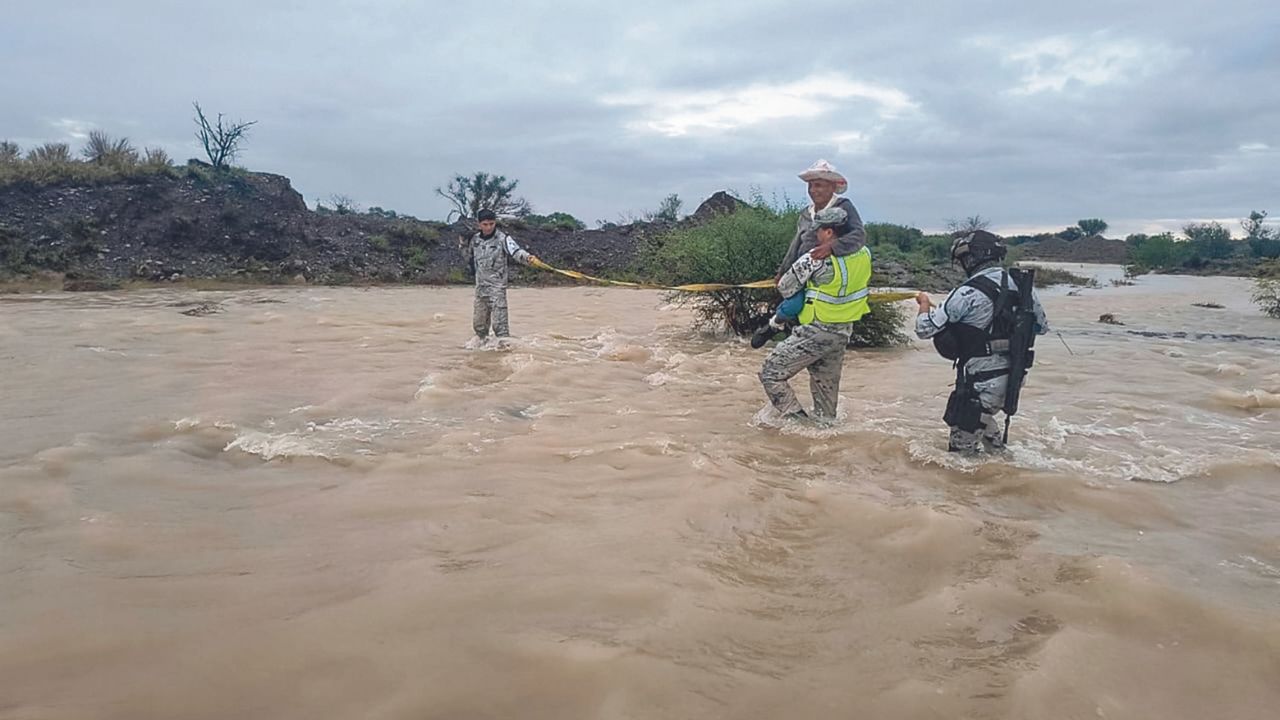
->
xmin=776 ymin=159 xmax=866 ymax=280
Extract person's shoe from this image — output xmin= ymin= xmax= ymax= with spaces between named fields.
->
xmin=784 ymin=409 xmax=810 ymax=421
xmin=750 ymin=324 xmax=779 ymax=349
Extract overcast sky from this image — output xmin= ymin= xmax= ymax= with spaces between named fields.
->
xmin=3 ymin=0 xmax=1278 ymax=236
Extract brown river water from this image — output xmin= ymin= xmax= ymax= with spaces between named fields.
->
xmin=2 ymin=265 xmax=1278 ymax=719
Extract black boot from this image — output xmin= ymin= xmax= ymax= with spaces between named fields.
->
xmin=751 ymin=324 xmax=778 ymax=349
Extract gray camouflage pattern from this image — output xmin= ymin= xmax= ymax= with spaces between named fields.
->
xmin=759 ymin=322 xmax=852 ymax=419
xmin=949 ymin=405 xmax=1006 ymax=453
xmin=462 ymin=229 xmax=532 ymax=338
xmin=914 ymin=265 xmax=1049 ymax=450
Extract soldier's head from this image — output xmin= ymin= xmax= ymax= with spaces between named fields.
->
xmin=814 ymin=206 xmax=849 ymax=247
xmin=477 ymin=208 xmax=497 ymax=237
xmin=949 ymin=230 xmax=1007 ymax=275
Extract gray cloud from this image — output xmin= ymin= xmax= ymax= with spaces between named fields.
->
xmin=3 ymin=0 xmax=1278 ymax=236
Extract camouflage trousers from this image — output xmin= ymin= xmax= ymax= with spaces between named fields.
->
xmin=948 ymin=374 xmax=1008 ymax=453
xmin=473 ymin=286 xmax=511 ymax=338
xmin=759 ymin=323 xmax=850 ymax=419
xmin=949 ymin=411 xmax=1006 ymax=453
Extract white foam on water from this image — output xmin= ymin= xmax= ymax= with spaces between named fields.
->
xmin=222 ymin=416 xmax=418 ymax=462
xmin=82 ymin=345 xmax=126 ymax=356
xmin=501 ymin=353 xmax=536 ymax=373
xmin=464 ymin=336 xmax=515 ymax=352
xmin=414 ymin=375 xmax=436 ymax=399
xmin=171 ymin=417 xmax=237 ymax=432
xmin=644 ymin=372 xmax=670 ymax=387
xmin=224 ymin=430 xmax=334 ymax=461
xmin=748 ymin=404 xmax=852 ymax=439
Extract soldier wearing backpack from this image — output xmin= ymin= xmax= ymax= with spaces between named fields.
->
xmin=914 ymin=231 xmax=1049 ymax=453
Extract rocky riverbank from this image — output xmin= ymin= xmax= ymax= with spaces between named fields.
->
xmin=0 ymin=168 xmax=954 ymax=292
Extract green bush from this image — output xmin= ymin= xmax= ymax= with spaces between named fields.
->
xmin=1 ymin=226 xmax=69 ymax=274
xmin=866 ymin=222 xmax=923 ymax=251
xmin=524 ymin=212 xmax=585 ymax=231
xmin=368 ymin=235 xmax=390 ymax=251
xmin=848 ymin=301 xmax=910 ymax=348
xmin=1129 ymin=232 xmax=1191 ymax=269
xmin=1252 ymin=262 xmax=1280 ymax=318
xmin=1249 ymin=236 xmax=1280 ymax=259
xmin=1184 ymin=221 xmax=1238 ymax=261
xmin=142 ymin=148 xmax=172 ymax=169
xmin=387 ymin=221 xmax=439 ymax=246
xmin=406 ymin=247 xmax=428 ymax=270
xmin=1031 ymin=267 xmax=1099 ymax=288
xmin=82 ymin=131 xmax=139 ymax=169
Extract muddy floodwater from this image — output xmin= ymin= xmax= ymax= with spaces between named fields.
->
xmin=2 ymin=266 xmax=1278 ymax=719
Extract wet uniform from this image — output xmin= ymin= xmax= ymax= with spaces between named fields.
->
xmin=760 ymin=243 xmax=872 ymax=420
xmin=463 ymin=230 xmax=533 ymax=338
xmin=914 ymin=266 xmax=1049 ymax=451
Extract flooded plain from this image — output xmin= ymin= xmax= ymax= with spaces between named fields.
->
xmin=2 ymin=267 xmax=1278 ymax=719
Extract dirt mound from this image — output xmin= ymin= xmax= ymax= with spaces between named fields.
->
xmin=0 ymin=166 xmax=679 ymax=286
xmin=1019 ymin=234 xmax=1129 ymax=263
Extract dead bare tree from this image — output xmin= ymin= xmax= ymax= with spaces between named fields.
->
xmin=193 ymin=102 xmax=257 ymax=169
xmin=329 ymin=193 xmax=359 ymax=215
xmin=945 ymin=214 xmax=992 ymax=234
xmin=435 ymin=171 xmax=531 ymax=221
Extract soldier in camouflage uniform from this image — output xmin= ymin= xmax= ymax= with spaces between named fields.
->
xmin=759 ymin=206 xmax=873 ymax=421
xmin=459 ymin=209 xmax=541 ymax=340
xmin=914 ymin=231 xmax=1049 ymax=453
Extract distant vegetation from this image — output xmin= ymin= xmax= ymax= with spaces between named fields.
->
xmin=1 ymin=102 xmax=255 ymax=188
xmin=1124 ymin=214 xmax=1280 ymax=274
xmin=864 ymin=222 xmax=953 ymax=273
xmin=1030 ymin=267 xmax=1099 ymax=288
xmin=0 ymin=135 xmax=178 ymax=186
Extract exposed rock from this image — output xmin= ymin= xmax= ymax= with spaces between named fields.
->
xmin=1 ymin=175 xmax=959 ymax=292
xmin=691 ymin=191 xmax=749 ymax=222
xmin=180 ymin=302 xmax=222 ymax=316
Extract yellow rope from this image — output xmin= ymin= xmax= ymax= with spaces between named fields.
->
xmin=527 ymin=258 xmax=917 ymax=303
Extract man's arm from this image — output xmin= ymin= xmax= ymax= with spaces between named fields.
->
xmin=914 ymin=289 xmax=961 ymax=339
xmin=777 ymin=251 xmax=828 ymax=298
xmin=832 ymin=198 xmax=866 ymax=254
xmin=503 ymin=234 xmax=536 ymax=266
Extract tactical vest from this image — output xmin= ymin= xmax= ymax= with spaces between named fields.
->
xmin=799 ymin=247 xmax=872 ymax=325
xmin=932 ymin=272 xmax=1016 ymax=362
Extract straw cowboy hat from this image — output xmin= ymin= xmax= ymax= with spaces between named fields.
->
xmin=798 ymin=159 xmax=848 ymax=194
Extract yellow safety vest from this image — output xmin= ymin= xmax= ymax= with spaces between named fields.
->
xmin=798 ymin=247 xmax=872 ymax=325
